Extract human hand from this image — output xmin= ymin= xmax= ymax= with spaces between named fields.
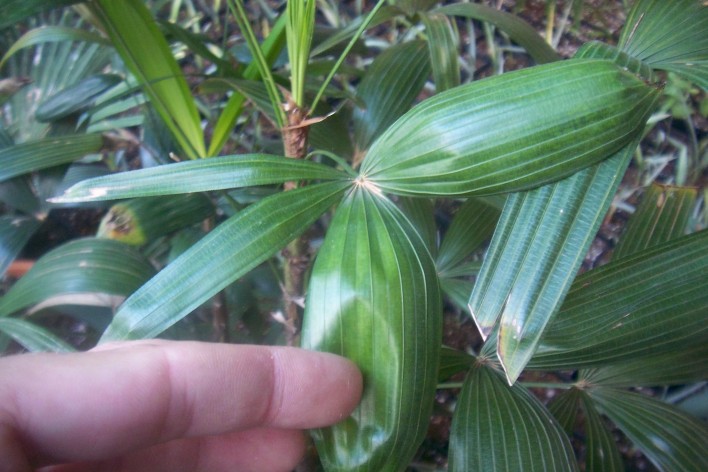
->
xmin=0 ymin=340 xmax=362 ymax=472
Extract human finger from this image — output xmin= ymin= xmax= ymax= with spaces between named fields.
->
xmin=0 ymin=340 xmax=362 ymax=467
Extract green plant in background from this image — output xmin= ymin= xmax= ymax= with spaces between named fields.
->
xmin=1 ymin=1 xmax=706 ymax=471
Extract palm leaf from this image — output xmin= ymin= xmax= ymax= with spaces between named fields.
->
xmin=0 ymin=238 xmax=156 ymax=317
xmin=301 ymin=186 xmax=441 ymax=471
xmin=449 ymin=363 xmax=578 ymax=471
xmin=90 ymin=0 xmax=205 ymax=158
xmin=361 ymin=59 xmax=659 ymax=197
xmin=590 ymin=387 xmax=708 ymax=471
xmin=52 ymin=154 xmax=348 ymax=202
xmin=101 ymin=181 xmax=349 ymax=341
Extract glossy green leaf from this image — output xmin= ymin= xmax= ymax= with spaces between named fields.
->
xmin=0 ymin=216 xmax=41 ymax=277
xmin=97 ymin=194 xmax=214 ymax=246
xmin=102 ymin=181 xmax=349 ymax=341
xmin=440 ymin=277 xmax=475 ymax=314
xmin=0 ymin=177 xmax=41 ymax=215
xmin=90 ymin=0 xmax=205 ymax=158
xmin=435 ymin=3 xmax=560 ymax=64
xmin=449 ymin=363 xmax=578 ymax=472
xmin=398 ymin=197 xmax=437 ymax=257
xmin=436 ymin=198 xmax=499 ymax=276
xmin=301 ymin=187 xmax=441 ymax=471
xmin=0 ymin=133 xmax=104 ymax=183
xmin=353 ymin=40 xmax=430 ymax=154
xmin=469 ymin=142 xmax=638 ymax=384
xmin=52 ymin=154 xmax=348 ymax=202
xmin=614 ymin=184 xmax=696 ymax=260
xmin=0 ymin=0 xmax=81 ymax=30
xmin=35 ymin=74 xmax=123 ymax=122
xmin=529 ymin=230 xmax=708 ymax=370
xmin=0 ymin=238 xmax=155 ymax=317
xmin=619 ymin=0 xmax=708 ymax=90
xmin=581 ymin=343 xmax=708 ymax=388
xmin=362 ymin=59 xmax=659 ymax=197
xmin=422 ymin=12 xmax=459 ymax=93
xmin=0 ymin=317 xmax=74 ymax=352
xmin=549 ymin=388 xmax=624 ymax=472
xmin=0 ymin=25 xmax=110 ymax=70
xmin=438 ymin=346 xmax=475 ymax=382
xmin=590 ymin=387 xmax=708 ymax=471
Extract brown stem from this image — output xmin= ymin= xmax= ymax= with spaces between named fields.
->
xmin=281 ymin=100 xmax=310 ymax=346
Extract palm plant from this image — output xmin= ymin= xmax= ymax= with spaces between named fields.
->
xmin=1 ymin=0 xmax=706 ymax=470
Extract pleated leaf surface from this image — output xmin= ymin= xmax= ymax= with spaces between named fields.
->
xmin=361 ymin=59 xmax=659 ymax=197
xmin=613 ymin=184 xmax=696 ymax=260
xmin=53 ymin=154 xmax=348 ymax=202
xmin=301 ymin=186 xmax=441 ymax=471
xmin=529 ymin=230 xmax=708 ymax=370
xmin=101 ymin=181 xmax=349 ymax=341
xmin=0 ymin=238 xmax=155 ymax=317
xmin=469 ymin=142 xmax=638 ymax=384
xmin=590 ymin=387 xmax=708 ymax=471
xmin=449 ymin=363 xmax=578 ymax=472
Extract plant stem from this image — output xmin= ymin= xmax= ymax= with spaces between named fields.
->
xmin=282 ymin=99 xmax=311 ymax=346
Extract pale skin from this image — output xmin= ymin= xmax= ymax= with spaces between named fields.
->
xmin=0 ymin=340 xmax=363 ymax=472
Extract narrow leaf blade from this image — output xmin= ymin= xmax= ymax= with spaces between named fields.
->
xmin=52 ymin=154 xmax=348 ymax=202
xmin=530 ymin=230 xmax=708 ymax=370
xmin=0 ymin=317 xmax=74 ymax=352
xmin=363 ymin=60 xmax=659 ymax=197
xmin=0 ymin=134 xmax=104 ymax=183
xmin=353 ymin=40 xmax=431 ymax=154
xmin=91 ymin=0 xmax=205 ymax=158
xmin=0 ymin=238 xmax=156 ymax=317
xmin=613 ymin=184 xmax=697 ymax=260
xmin=436 ymin=3 xmax=560 ymax=64
xmin=301 ymin=187 xmax=442 ymax=471
xmin=102 ymin=181 xmax=349 ymax=341
xmin=590 ymin=387 xmax=708 ymax=472
xmin=422 ymin=12 xmax=460 ymax=93
xmin=449 ymin=363 xmax=578 ymax=472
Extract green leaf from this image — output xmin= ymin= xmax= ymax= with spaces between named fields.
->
xmin=590 ymin=387 xmax=708 ymax=472
xmin=0 ymin=238 xmax=156 ymax=317
xmin=207 ymin=15 xmax=286 ymax=156
xmin=529 ymin=230 xmax=708 ymax=370
xmin=102 ymin=181 xmax=349 ymax=341
xmin=581 ymin=343 xmax=708 ymax=388
xmin=90 ymin=0 xmax=205 ymax=158
xmin=449 ymin=363 xmax=578 ymax=472
xmin=0 ymin=216 xmax=41 ymax=277
xmin=469 ymin=142 xmax=638 ymax=385
xmin=618 ymin=0 xmax=708 ymax=90
xmin=438 ymin=346 xmax=475 ymax=382
xmin=301 ymin=187 xmax=441 ymax=471
xmin=35 ymin=74 xmax=123 ymax=122
xmin=362 ymin=59 xmax=660 ymax=197
xmin=422 ymin=12 xmax=460 ymax=93
xmin=353 ymin=40 xmax=431 ymax=154
xmin=436 ymin=198 xmax=499 ymax=276
xmin=97 ymin=194 xmax=214 ymax=246
xmin=0 ymin=25 xmax=110 ymax=70
xmin=0 ymin=317 xmax=74 ymax=352
xmin=52 ymin=154 xmax=348 ymax=202
xmin=440 ymin=277 xmax=475 ymax=314
xmin=435 ymin=3 xmax=560 ymax=64
xmin=0 ymin=133 xmax=104 ymax=183
xmin=614 ymin=184 xmax=697 ymax=260
xmin=398 ymin=197 xmax=437 ymax=257
xmin=0 ymin=0 xmax=81 ymax=31
xmin=549 ymin=388 xmax=624 ymax=472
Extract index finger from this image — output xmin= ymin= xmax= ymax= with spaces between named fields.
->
xmin=0 ymin=340 xmax=362 ymax=465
